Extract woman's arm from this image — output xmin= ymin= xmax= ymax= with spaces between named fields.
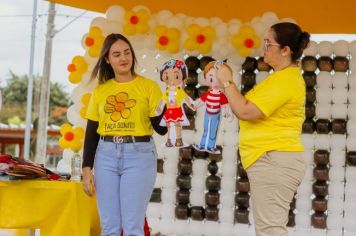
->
xmin=216 ymin=65 xmax=264 ymax=121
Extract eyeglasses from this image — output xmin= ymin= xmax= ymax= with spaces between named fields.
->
xmin=263 ymin=39 xmax=280 ymax=51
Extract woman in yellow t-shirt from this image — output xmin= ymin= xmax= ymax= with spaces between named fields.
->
xmin=81 ymin=33 xmax=167 ymax=236
xmin=216 ymin=22 xmax=310 ymax=236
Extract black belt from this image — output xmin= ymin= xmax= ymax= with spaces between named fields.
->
xmin=101 ymin=135 xmax=151 ymax=144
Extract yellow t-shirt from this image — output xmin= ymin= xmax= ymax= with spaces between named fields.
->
xmin=86 ymin=76 xmax=162 ymax=136
xmin=239 ymin=67 xmax=305 ymax=169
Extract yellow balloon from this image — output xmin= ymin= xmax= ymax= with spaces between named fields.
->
xmin=60 ymin=123 xmax=72 ymax=135
xmin=238 ymin=47 xmax=252 ymax=57
xmin=199 ymin=43 xmax=211 ymax=54
xmin=69 ymin=72 xmax=82 ymax=84
xmin=155 ymin=25 xmax=166 ymax=36
xmin=187 ymin=24 xmax=200 ymax=36
xmin=136 ymin=23 xmax=149 ymax=34
xmin=167 ymin=28 xmax=180 ymax=40
xmin=203 ymin=27 xmax=216 ymax=39
xmin=184 ymin=39 xmax=197 ymax=51
xmin=167 ymin=42 xmax=179 ymax=54
xmin=123 ymin=24 xmax=136 ymax=35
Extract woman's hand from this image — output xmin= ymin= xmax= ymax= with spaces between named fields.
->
xmin=216 ymin=64 xmax=233 ymax=85
xmin=82 ymin=167 xmax=95 ymax=197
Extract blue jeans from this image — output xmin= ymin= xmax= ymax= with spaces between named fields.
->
xmin=94 ymin=139 xmax=157 ymax=236
xmin=199 ymin=112 xmax=221 ymax=149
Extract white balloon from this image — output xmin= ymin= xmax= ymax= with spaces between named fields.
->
xmin=162 ymin=175 xmax=177 ymax=188
xmin=166 ymin=17 xmax=184 ymax=29
xmin=204 ymin=222 xmax=219 ymax=236
xmin=348 ymin=88 xmax=356 ymax=104
xmin=188 ymin=221 xmax=204 ymax=236
xmin=146 ymin=203 xmax=162 ymax=218
xmin=218 ymin=222 xmax=234 ymax=235
xmin=194 ymin=17 xmax=210 ymax=26
xmin=303 ymin=41 xmax=318 ymax=56
xmin=252 ymin=21 xmax=267 ymax=36
xmin=220 ymin=176 xmax=235 ymax=192
xmin=220 ymin=192 xmax=235 ymax=208
xmin=349 ymin=40 xmax=356 ymax=56
xmin=105 ymin=5 xmax=125 ymax=21
xmin=173 ymin=220 xmax=189 ymax=235
xmin=314 ymin=134 xmax=331 ymax=149
xmin=90 ymin=17 xmax=107 ymax=28
xmin=228 ymin=21 xmax=241 ymax=35
xmin=159 ymin=218 xmax=174 ymax=234
xmin=316 ymin=86 xmax=332 ymax=104
xmin=316 ymin=72 xmax=332 ymax=89
xmin=215 ymin=23 xmax=228 ymax=37
xmin=132 ymin=5 xmax=150 ymax=13
xmin=317 ymin=41 xmax=333 ymax=56
xmin=210 ymin=17 xmax=223 ymax=26
xmin=156 ymin=10 xmax=173 ymax=24
xmin=261 ymin=12 xmax=278 ymax=28
xmin=331 ymin=87 xmax=348 ymax=104
xmin=191 ymin=176 xmax=206 ymax=192
xmin=348 ymin=73 xmax=356 ymax=90
xmin=331 ymin=104 xmax=347 ymax=119
xmin=262 ymin=12 xmax=278 ymax=22
xmin=154 ymin=173 xmax=164 ymax=188
xmin=349 ymin=58 xmax=356 ymax=71
xmin=227 ymin=52 xmax=244 ymax=65
xmin=102 ymin=20 xmax=122 ymax=35
xmin=250 ymin=16 xmax=261 ymax=25
xmin=334 ymin=40 xmax=349 ymax=56
xmin=189 ymin=190 xmax=205 ymax=206
xmin=332 ymin=72 xmax=348 ymax=88
xmin=147 ymin=218 xmax=161 ymax=234
xmin=192 ymin=159 xmax=208 ymax=175
xmin=66 ymin=105 xmax=81 ymax=125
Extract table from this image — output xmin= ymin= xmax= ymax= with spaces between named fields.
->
xmin=0 ymin=180 xmax=100 ymax=236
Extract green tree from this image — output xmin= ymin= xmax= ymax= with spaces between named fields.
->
xmin=0 ymin=71 xmax=70 ymax=125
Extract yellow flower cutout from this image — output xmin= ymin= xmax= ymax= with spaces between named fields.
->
xmin=184 ymin=24 xmax=216 ymax=54
xmin=155 ymin=25 xmax=180 ymax=54
xmin=80 ymin=93 xmax=92 ymax=119
xmin=104 ymin=92 xmax=136 ymax=122
xmin=123 ymin=9 xmax=150 ymax=36
xmin=84 ymin=27 xmax=105 ymax=57
xmin=67 ymin=56 xmax=88 ymax=84
xmin=231 ymin=25 xmax=261 ymax=57
xmin=59 ymin=123 xmax=85 ymax=152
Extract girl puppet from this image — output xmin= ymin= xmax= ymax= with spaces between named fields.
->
xmin=193 ymin=61 xmax=232 ymax=154
xmin=156 ymin=59 xmax=195 ymax=147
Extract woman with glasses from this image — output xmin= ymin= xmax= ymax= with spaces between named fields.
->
xmin=216 ymin=22 xmax=310 ymax=236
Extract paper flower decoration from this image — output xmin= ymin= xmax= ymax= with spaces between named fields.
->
xmin=79 ymin=93 xmax=92 ymax=119
xmin=123 ymin=9 xmax=150 ymax=35
xmin=104 ymin=92 xmax=136 ymax=122
xmin=83 ymin=27 xmax=105 ymax=58
xmin=67 ymin=56 xmax=88 ymax=84
xmin=59 ymin=123 xmax=85 ymax=152
xmin=155 ymin=25 xmax=180 ymax=54
xmin=184 ymin=24 xmax=216 ymax=54
xmin=231 ymin=25 xmax=261 ymax=57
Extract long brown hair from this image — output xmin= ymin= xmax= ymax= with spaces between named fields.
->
xmin=90 ymin=34 xmax=137 ymax=84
